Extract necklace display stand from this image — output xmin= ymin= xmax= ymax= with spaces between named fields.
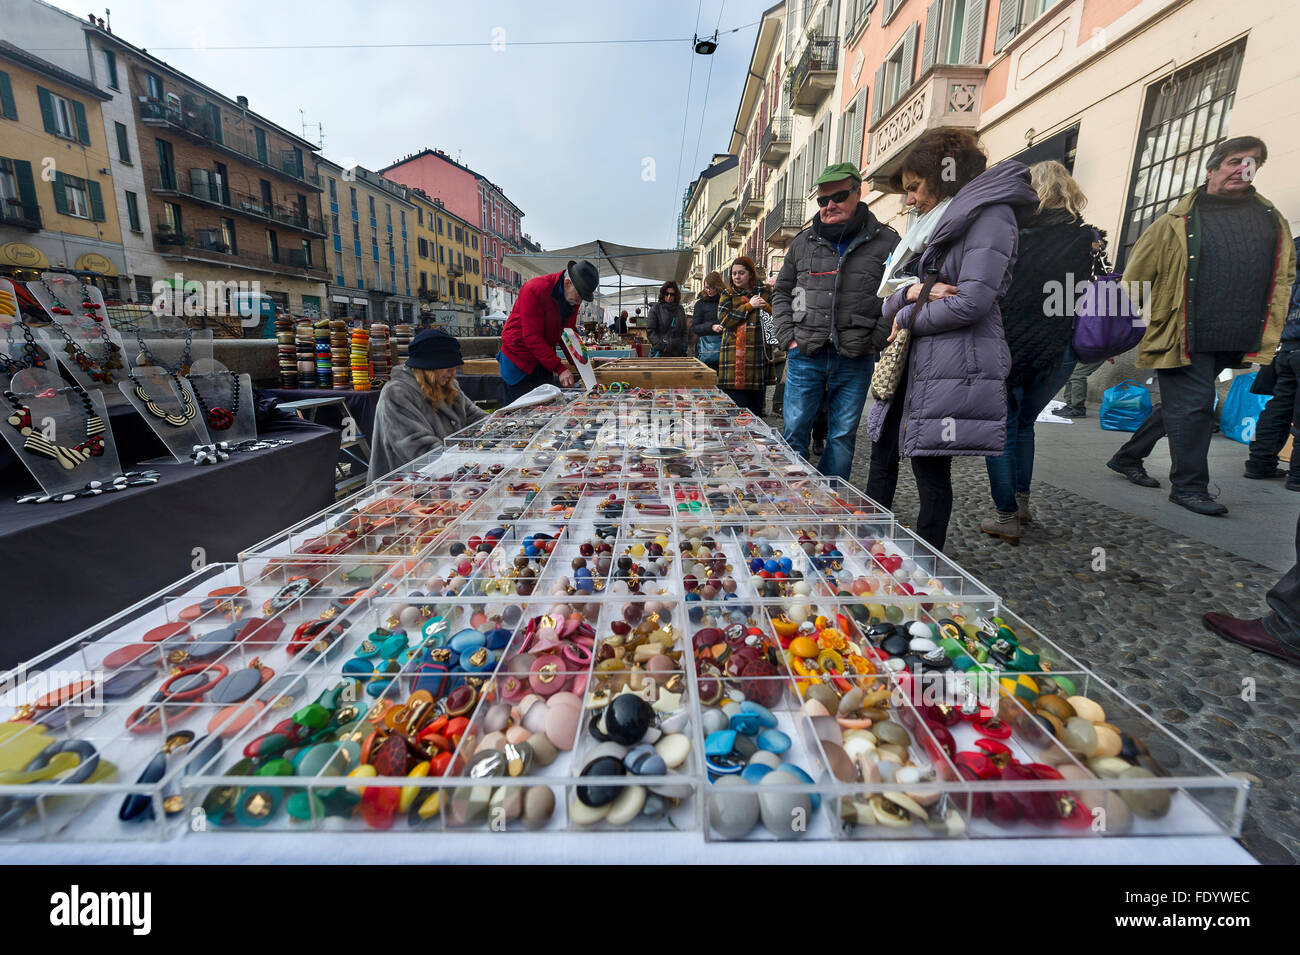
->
xmin=185 ymin=359 xmax=256 ymax=444
xmin=117 ymin=362 xmax=211 ymax=461
xmin=0 ymin=278 xmax=52 ymax=372
xmin=24 ymin=274 xmax=124 ymax=392
xmin=1 ymin=368 xmax=122 ymax=496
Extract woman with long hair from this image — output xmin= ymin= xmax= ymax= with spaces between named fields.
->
xmin=865 ymin=127 xmax=1039 ymax=551
xmin=717 ymin=256 xmax=773 ymax=415
xmin=980 ymin=161 xmax=1097 ymax=541
xmin=646 ymin=280 xmax=688 ymax=357
xmin=369 ymin=329 xmax=487 ymax=480
xmin=691 ymin=270 xmax=724 ymax=368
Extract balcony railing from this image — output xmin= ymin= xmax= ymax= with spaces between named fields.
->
xmin=138 ymin=97 xmax=322 ymax=189
xmin=736 ymin=187 xmax=757 ymax=224
xmin=742 ymin=179 xmax=765 ymax=216
xmin=159 ymin=234 xmax=327 ymax=278
xmin=760 ymin=116 xmax=792 ymax=167
xmin=764 ymin=199 xmax=805 ymax=246
xmin=792 ymin=37 xmax=838 ymax=115
xmin=726 ymin=224 xmax=743 ymax=248
xmin=0 ymin=200 xmax=42 ymax=231
xmin=146 ymin=169 xmax=326 ymax=236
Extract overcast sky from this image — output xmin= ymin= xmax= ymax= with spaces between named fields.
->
xmin=45 ymin=0 xmax=771 ymax=255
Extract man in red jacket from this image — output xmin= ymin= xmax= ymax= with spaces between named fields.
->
xmin=498 ymin=259 xmax=599 ymax=402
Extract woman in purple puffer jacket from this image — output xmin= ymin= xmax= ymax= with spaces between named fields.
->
xmin=865 ymin=128 xmax=1039 ymax=551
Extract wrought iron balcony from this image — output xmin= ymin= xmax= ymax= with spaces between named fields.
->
xmin=0 ymin=200 xmax=41 ymax=231
xmin=138 ymin=97 xmax=322 ymax=190
xmin=146 ymin=169 xmax=326 ymax=236
xmin=791 ymin=37 xmax=838 ymax=115
xmin=760 ymin=116 xmax=792 ymax=167
xmin=764 ymin=200 xmax=806 ymax=247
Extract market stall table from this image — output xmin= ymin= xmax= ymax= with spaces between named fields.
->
xmin=263 ymin=387 xmax=381 ymax=440
xmin=0 ymin=416 xmax=340 ymax=667
xmin=0 ymin=391 xmax=1251 ymax=854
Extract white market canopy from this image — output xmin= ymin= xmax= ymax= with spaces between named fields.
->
xmin=502 ymin=240 xmax=692 ymax=287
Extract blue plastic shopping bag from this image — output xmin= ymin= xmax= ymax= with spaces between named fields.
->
xmin=1220 ymin=371 xmax=1270 ymax=444
xmin=1099 ymin=379 xmax=1153 ymax=432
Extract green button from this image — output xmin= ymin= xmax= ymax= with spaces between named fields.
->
xmin=293 ymin=703 xmax=330 ymax=729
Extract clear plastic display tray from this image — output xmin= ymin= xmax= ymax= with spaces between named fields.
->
xmin=0 ymin=390 xmax=1249 ymax=843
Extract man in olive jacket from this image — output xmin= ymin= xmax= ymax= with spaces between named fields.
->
xmin=1108 ymin=136 xmax=1296 ymax=515
xmin=772 ymin=162 xmax=898 ymax=479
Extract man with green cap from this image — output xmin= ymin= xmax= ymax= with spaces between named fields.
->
xmin=772 ymin=162 xmax=898 ymax=479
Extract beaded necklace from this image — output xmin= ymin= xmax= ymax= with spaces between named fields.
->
xmin=35 ymin=278 xmax=123 ymax=383
xmin=187 ymin=371 xmax=241 ymax=431
xmin=2 ymin=381 xmax=106 ymax=470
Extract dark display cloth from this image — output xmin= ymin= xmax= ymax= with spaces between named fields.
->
xmin=263 ymin=387 xmax=382 ymax=440
xmin=0 ymin=416 xmax=340 ymax=667
xmin=456 ymin=374 xmax=510 ymax=406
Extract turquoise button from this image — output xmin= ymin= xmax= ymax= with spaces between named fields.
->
xmin=740 ymin=700 xmax=778 ymax=728
xmin=757 ymin=729 xmax=791 ymax=754
xmin=705 ymin=729 xmax=737 ymax=757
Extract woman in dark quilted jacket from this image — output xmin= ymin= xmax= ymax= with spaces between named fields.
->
xmin=981 ymin=161 xmax=1097 ymax=543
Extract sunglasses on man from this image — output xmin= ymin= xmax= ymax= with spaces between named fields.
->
xmin=816 ymin=189 xmax=856 ymax=207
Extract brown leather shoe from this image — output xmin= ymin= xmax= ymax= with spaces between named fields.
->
xmin=1202 ymin=613 xmax=1300 ymax=664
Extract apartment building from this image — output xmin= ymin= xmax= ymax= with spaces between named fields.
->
xmin=0 ymin=41 xmax=124 ymax=293
xmin=407 ymin=187 xmax=482 ymax=328
xmin=680 ymin=153 xmax=739 ymax=296
xmin=380 ymin=148 xmax=524 ymax=314
xmin=318 ymin=160 xmax=418 ymax=324
xmin=846 ymin=0 xmax=1300 ymax=264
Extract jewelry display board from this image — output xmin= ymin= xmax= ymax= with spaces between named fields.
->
xmin=0 ymin=279 xmax=51 ymax=373
xmin=185 ymin=360 xmax=256 ymax=444
xmin=24 ymin=273 xmax=125 ymax=390
xmin=0 ymin=389 xmax=1250 ymax=847
xmin=0 ymin=367 xmax=122 ymax=496
xmin=125 ymin=321 xmax=214 ymax=379
xmin=116 ymin=365 xmax=211 ymax=462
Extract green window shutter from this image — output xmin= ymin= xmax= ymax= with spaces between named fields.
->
xmin=72 ymin=99 xmax=90 ymax=145
xmin=871 ymin=63 xmax=887 ymax=125
xmin=37 ymin=86 xmax=56 ymax=134
xmin=0 ymin=71 xmax=16 ymax=121
xmin=52 ymin=171 xmax=69 ymax=216
xmin=13 ymin=160 xmax=39 ymax=220
xmin=901 ymin=22 xmax=919 ymax=92
xmin=921 ymin=0 xmax=942 ymax=72
xmin=87 ymin=179 xmax=105 ymax=221
xmin=961 ymin=0 xmax=988 ymax=63
xmin=115 ymin=122 xmax=131 ymax=163
xmin=125 ymin=190 xmax=140 ymax=231
xmin=995 ymin=0 xmax=1022 ymax=54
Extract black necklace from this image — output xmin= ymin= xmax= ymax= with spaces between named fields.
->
xmin=187 ymin=372 xmax=240 ymax=430
xmin=36 ymin=278 xmax=122 ymax=383
xmin=135 ymin=325 xmax=194 ymax=377
xmin=3 ymin=381 xmax=106 ymax=469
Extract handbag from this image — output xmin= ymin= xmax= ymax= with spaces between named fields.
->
xmin=1072 ymin=230 xmax=1145 ymax=362
xmin=696 ymin=334 xmax=721 ymax=364
xmin=870 ymin=251 xmax=946 ymax=401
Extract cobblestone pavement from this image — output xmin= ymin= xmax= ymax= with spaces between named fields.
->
xmin=770 ymin=410 xmax=1298 ymax=864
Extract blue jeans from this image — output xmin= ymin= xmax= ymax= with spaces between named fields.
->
xmin=782 ymin=344 xmax=874 ymax=480
xmin=984 ymin=353 xmax=1076 ymax=512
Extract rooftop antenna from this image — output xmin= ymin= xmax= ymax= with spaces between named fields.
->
xmin=298 ymin=108 xmax=324 ymax=148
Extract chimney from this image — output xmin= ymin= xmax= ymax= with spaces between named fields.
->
xmin=237 ymin=95 xmax=248 ymax=109
xmin=88 ymin=13 xmax=95 ymax=21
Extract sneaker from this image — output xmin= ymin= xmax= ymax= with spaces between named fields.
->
xmin=1056 ymin=407 xmax=1087 ymax=418
xmin=980 ymin=511 xmax=1021 ymax=543
xmin=1243 ymin=465 xmax=1285 ymax=479
xmin=1106 ymin=458 xmax=1160 ymax=488
xmin=1169 ymin=490 xmax=1228 ymax=516
xmin=1015 ymin=492 xmax=1032 ymax=524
